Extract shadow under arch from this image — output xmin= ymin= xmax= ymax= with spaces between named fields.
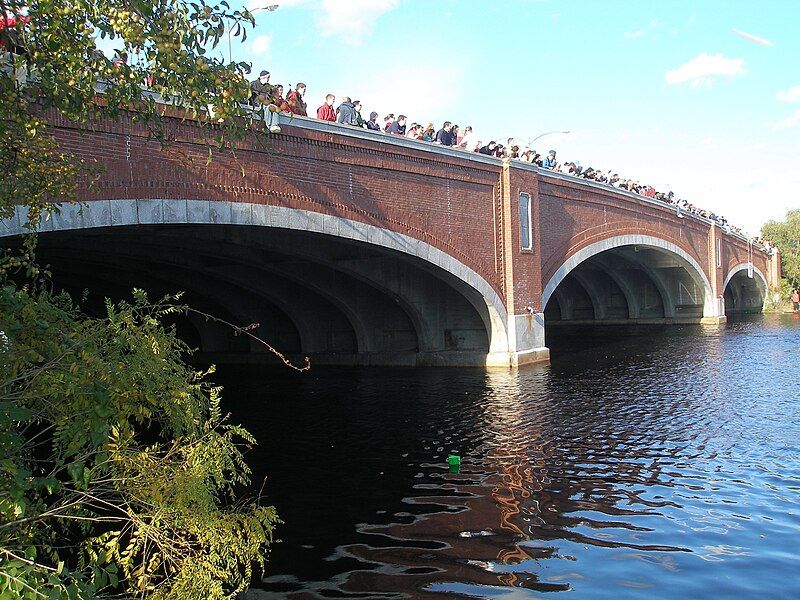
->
xmin=2 ymin=200 xmax=513 ymax=365
xmin=542 ymin=234 xmax=718 ymax=320
xmin=723 ymin=263 xmax=768 ymax=315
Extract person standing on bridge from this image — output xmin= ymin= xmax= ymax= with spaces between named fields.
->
xmin=479 ymin=141 xmax=497 ymax=155
xmin=286 ymin=83 xmax=308 ymax=116
xmin=435 ymin=121 xmax=454 ymax=146
xmin=353 ymin=100 xmax=365 ymax=127
xmin=791 ymin=289 xmax=800 ymax=312
xmin=317 ymin=94 xmax=336 ymax=121
xmin=388 ymin=115 xmax=407 ymax=135
xmin=335 ymin=96 xmax=358 ymax=126
xmin=542 ymin=149 xmax=558 ymax=169
xmin=250 ymin=70 xmax=274 ymax=105
xmin=365 ymin=111 xmax=381 ymax=131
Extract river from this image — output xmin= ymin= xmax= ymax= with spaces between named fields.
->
xmin=220 ymin=314 xmax=800 ymax=599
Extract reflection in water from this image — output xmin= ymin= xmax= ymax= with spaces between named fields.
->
xmin=223 ymin=315 xmax=800 ymax=599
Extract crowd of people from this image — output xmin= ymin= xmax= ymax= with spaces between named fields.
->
xmin=248 ymin=69 xmax=774 ymax=254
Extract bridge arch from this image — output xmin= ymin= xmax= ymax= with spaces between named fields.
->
xmin=3 ymin=199 xmax=510 ymax=366
xmin=723 ymin=263 xmax=768 ymax=315
xmin=542 ymin=234 xmax=718 ymax=323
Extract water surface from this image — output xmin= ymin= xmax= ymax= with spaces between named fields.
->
xmin=221 ymin=314 xmax=800 ymax=598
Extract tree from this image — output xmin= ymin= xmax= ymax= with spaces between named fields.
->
xmin=1 ymin=0 xmax=283 ymax=597
xmin=762 ymin=209 xmax=800 ymax=290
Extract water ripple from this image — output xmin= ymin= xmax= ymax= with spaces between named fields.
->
xmin=228 ymin=315 xmax=800 ymax=599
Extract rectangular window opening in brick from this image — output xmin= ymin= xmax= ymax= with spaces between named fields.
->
xmin=519 ymin=192 xmax=533 ymax=251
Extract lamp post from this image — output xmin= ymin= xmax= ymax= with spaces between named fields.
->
xmin=527 ymin=130 xmax=570 ymax=147
xmin=227 ymin=4 xmax=279 ymax=63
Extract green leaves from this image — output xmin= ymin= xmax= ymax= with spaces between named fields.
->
xmin=1 ymin=0 xmax=279 ymax=596
xmin=0 ymin=286 xmax=278 ymax=598
xmin=762 ymin=210 xmax=800 ymax=289
xmin=0 ymin=403 xmax=32 ymax=423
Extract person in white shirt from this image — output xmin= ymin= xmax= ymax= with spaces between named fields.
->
xmin=458 ymin=126 xmax=478 ymax=151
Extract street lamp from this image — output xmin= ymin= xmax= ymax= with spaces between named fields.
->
xmin=527 ymin=130 xmax=570 ymax=147
xmin=227 ymin=4 xmax=279 ymax=63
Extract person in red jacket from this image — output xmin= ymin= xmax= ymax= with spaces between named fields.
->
xmin=1 ymin=7 xmax=30 ymax=55
xmin=286 ymin=83 xmax=308 ymax=116
xmin=317 ymin=94 xmax=335 ymax=121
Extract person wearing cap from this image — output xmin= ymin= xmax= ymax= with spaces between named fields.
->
xmin=365 ymin=111 xmax=381 ymax=131
xmin=542 ymin=149 xmax=558 ymax=170
xmin=250 ymin=70 xmax=274 ymax=104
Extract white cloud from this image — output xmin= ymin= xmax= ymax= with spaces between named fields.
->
xmin=316 ymin=0 xmax=399 ymax=43
xmin=732 ymin=28 xmax=774 ymax=47
xmin=664 ymin=53 xmax=745 ymax=87
xmin=624 ymin=19 xmax=660 ymax=40
xmin=345 ymin=61 xmax=463 ymax=126
xmin=248 ymin=0 xmax=305 ymax=9
xmin=250 ymin=0 xmax=398 ymax=42
xmin=777 ymin=85 xmax=800 ymax=103
xmin=741 ymin=142 xmax=767 ymax=152
xmin=250 ymin=34 xmax=272 ymax=56
xmin=775 ymin=108 xmax=800 ymax=129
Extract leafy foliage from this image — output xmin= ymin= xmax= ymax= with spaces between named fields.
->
xmin=0 ymin=0 xmax=261 ymax=233
xmin=762 ymin=209 xmax=800 ymax=290
xmin=1 ymin=0 xmax=282 ymax=597
xmin=0 ymin=287 xmax=279 ymax=598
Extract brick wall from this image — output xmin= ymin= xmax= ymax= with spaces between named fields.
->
xmin=45 ymin=108 xmax=771 ymax=314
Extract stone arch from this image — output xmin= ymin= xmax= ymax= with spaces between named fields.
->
xmin=542 ymin=234 xmax=718 ymax=319
xmin=723 ymin=263 xmax=768 ymax=314
xmin=723 ymin=263 xmax=768 ymax=296
xmin=2 ymin=199 xmax=509 ymax=357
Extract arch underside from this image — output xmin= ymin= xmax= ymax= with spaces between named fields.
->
xmin=13 ymin=223 xmax=501 ymax=367
xmin=723 ymin=264 xmax=767 ymax=315
xmin=544 ymin=243 xmax=715 ymax=326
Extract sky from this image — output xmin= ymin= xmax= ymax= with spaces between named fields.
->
xmin=226 ymin=0 xmax=799 ymax=236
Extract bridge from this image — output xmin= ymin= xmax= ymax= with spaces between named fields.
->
xmin=0 ymin=109 xmax=780 ymax=367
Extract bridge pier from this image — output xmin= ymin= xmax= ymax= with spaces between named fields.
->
xmin=486 ymin=312 xmax=549 ymax=368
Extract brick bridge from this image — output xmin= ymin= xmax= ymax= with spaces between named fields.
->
xmin=0 ymin=110 xmax=780 ymax=367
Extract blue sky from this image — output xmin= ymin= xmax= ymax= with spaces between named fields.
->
xmin=230 ymin=0 xmax=799 ymax=235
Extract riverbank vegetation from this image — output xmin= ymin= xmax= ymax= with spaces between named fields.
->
xmin=1 ymin=0 xmax=279 ymax=597
xmin=762 ymin=210 xmax=800 ymax=311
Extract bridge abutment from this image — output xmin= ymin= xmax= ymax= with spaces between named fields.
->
xmin=491 ymin=312 xmax=549 ymax=368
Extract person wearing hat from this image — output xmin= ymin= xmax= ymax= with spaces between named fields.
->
xmin=542 ymin=149 xmax=558 ymax=170
xmin=365 ymin=111 xmax=381 ymax=131
xmin=250 ymin=70 xmax=274 ymax=105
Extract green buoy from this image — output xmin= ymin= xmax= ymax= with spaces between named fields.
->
xmin=447 ymin=455 xmax=461 ymax=473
